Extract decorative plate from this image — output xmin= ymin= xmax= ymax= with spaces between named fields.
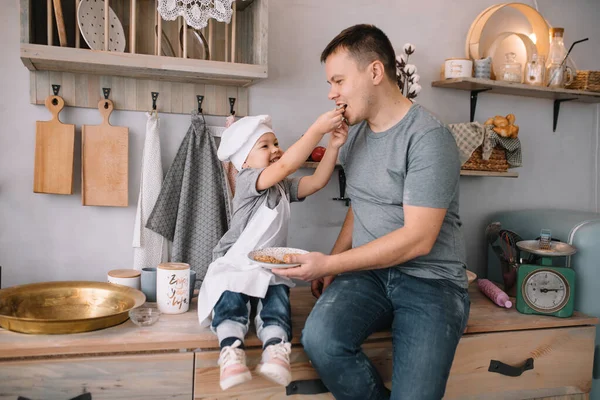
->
xmin=78 ymin=0 xmax=126 ymax=52
xmin=248 ymin=247 xmax=309 ymax=269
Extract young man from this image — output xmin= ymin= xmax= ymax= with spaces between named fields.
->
xmin=274 ymin=24 xmax=469 ymax=399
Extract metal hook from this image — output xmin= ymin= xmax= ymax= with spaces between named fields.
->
xmin=197 ymin=95 xmax=204 ymax=113
xmin=102 ymin=88 xmax=111 ymax=109
xmin=229 ymin=97 xmax=236 ymax=115
xmin=50 ymin=85 xmax=60 ymax=105
xmin=151 ymin=92 xmax=159 ymax=111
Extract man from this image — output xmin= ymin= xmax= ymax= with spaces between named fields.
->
xmin=274 ymin=24 xmax=469 ymax=400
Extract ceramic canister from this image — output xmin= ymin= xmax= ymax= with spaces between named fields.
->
xmin=107 ymin=269 xmax=141 ymax=290
xmin=444 ymin=58 xmax=473 ymax=79
xmin=157 ymin=263 xmax=190 ymax=314
xmin=140 ymin=267 xmax=157 ymax=302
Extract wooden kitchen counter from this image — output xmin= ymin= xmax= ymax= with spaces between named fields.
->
xmin=0 ymin=285 xmax=597 ymax=400
xmin=0 ymin=285 xmax=596 ymax=359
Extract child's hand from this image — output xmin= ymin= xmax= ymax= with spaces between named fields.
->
xmin=312 ymin=108 xmax=345 ymax=135
xmin=329 ymin=121 xmax=348 ymax=149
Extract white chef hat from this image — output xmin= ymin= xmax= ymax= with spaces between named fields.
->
xmin=217 ymin=115 xmax=274 ymax=170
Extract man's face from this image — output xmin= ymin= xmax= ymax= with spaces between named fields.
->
xmin=325 ymin=49 xmax=372 ymax=126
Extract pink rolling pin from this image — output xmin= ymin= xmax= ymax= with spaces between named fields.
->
xmin=477 ymin=279 xmax=512 ymax=308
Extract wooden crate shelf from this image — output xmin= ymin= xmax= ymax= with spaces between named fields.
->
xmin=19 ymin=0 xmax=267 ymax=116
xmin=21 ymin=44 xmax=267 ymax=86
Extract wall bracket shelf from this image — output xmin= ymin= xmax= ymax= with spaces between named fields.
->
xmin=432 ymin=78 xmax=600 ymax=132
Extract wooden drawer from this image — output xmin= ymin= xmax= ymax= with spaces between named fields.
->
xmin=194 ymin=341 xmax=393 ymax=399
xmin=0 ymin=352 xmax=193 ymax=400
xmin=193 ymin=326 xmax=595 ymax=399
xmin=445 ymin=326 xmax=595 ymax=399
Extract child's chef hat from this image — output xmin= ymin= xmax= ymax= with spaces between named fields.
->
xmin=217 ymin=115 xmax=274 ymax=170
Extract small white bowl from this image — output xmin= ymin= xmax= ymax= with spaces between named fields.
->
xmin=129 ymin=307 xmax=161 ymax=327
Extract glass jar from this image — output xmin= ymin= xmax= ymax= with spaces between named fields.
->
xmin=525 ymin=54 xmax=545 ymax=86
xmin=500 ymin=52 xmax=522 ymax=83
xmin=545 ymin=27 xmax=573 ymax=88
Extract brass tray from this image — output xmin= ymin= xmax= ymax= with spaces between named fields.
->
xmin=0 ymin=281 xmax=146 ymax=334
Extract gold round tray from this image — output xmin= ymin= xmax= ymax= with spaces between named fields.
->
xmin=0 ymin=281 xmax=146 ymax=334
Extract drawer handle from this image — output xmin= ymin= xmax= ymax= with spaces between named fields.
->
xmin=488 ymin=358 xmax=534 ymax=377
xmin=286 ymin=379 xmax=329 ymax=395
xmin=18 ymin=394 xmax=92 ymax=400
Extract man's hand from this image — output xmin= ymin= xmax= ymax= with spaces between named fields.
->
xmin=273 ymin=252 xmax=331 ymax=281
xmin=311 ymin=275 xmax=336 ymax=299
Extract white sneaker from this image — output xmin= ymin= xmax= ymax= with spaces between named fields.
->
xmin=256 ymin=341 xmax=292 ymax=386
xmin=218 ymin=340 xmax=252 ymax=390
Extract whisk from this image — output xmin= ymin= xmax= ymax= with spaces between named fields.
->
xmin=499 ymin=229 xmax=522 ymax=264
xmin=485 ymin=222 xmax=522 ymax=296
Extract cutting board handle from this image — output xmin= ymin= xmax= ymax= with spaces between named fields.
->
xmin=45 ymin=96 xmax=65 ymax=122
xmin=97 ymin=99 xmax=115 ymax=125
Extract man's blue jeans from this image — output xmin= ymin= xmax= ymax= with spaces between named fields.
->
xmin=301 ymin=268 xmax=470 ymax=400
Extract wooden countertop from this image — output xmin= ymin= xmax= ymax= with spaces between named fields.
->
xmin=0 ymin=285 xmax=597 ymax=360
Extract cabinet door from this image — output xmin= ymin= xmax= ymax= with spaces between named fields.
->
xmin=0 ymin=352 xmax=193 ymax=400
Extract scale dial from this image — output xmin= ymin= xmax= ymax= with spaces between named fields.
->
xmin=522 ymin=269 xmax=570 ymax=313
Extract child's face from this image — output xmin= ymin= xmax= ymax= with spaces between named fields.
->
xmin=243 ymin=132 xmax=283 ymax=169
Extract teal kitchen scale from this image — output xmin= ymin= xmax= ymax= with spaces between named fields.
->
xmin=515 ymin=238 xmax=577 ymax=318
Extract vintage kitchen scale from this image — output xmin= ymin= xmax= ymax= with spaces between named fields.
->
xmin=486 ymin=224 xmax=577 ymax=318
xmin=515 ymin=233 xmax=577 ymax=318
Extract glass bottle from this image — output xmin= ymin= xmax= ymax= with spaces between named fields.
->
xmin=525 ymin=54 xmax=545 ymax=86
xmin=545 ymin=27 xmax=572 ymax=88
xmin=500 ymin=52 xmax=522 ymax=83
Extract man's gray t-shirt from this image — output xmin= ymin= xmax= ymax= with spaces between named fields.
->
xmin=212 ymin=167 xmax=303 ymax=260
xmin=339 ymin=104 xmax=468 ymax=288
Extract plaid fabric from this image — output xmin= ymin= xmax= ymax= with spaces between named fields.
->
xmin=448 ymin=122 xmax=485 ymax=165
xmin=448 ymin=122 xmax=522 ymax=167
xmin=146 ymin=112 xmax=231 ymax=283
xmin=489 ymin=131 xmax=522 ymax=167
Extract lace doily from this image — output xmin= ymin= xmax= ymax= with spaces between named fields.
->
xmin=158 ymin=0 xmax=234 ymax=30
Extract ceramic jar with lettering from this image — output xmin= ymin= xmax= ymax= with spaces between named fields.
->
xmin=444 ymin=58 xmax=473 ymax=79
xmin=157 ymin=262 xmax=190 ymax=314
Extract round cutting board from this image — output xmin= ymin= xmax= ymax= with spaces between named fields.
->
xmin=77 ymin=0 xmax=126 ymax=52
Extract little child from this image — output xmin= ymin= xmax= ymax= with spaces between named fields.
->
xmin=197 ymin=110 xmax=347 ymax=390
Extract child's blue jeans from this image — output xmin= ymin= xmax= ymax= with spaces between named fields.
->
xmin=211 ymin=284 xmax=292 ymax=345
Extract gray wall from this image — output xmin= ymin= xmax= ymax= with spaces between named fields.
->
xmin=1 ymin=0 xmax=599 ymax=287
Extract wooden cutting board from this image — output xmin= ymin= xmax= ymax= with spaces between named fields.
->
xmin=82 ymin=99 xmax=128 ymax=207
xmin=33 ymin=95 xmax=75 ymax=194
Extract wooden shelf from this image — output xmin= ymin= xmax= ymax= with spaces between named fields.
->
xmin=460 ymin=170 xmax=518 ymax=178
xmin=301 ymin=162 xmax=342 ymax=169
xmin=432 ymin=77 xmax=600 ymax=131
xmin=432 ymin=77 xmax=600 ymax=103
xmin=301 ymin=162 xmax=517 ymax=178
xmin=21 ymin=44 xmax=267 ymax=86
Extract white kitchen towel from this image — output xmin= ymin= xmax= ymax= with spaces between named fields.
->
xmin=132 ymin=112 xmax=166 ymax=270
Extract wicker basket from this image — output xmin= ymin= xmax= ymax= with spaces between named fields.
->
xmin=566 ymin=70 xmax=600 ymax=92
xmin=461 ymin=146 xmax=509 ymax=172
